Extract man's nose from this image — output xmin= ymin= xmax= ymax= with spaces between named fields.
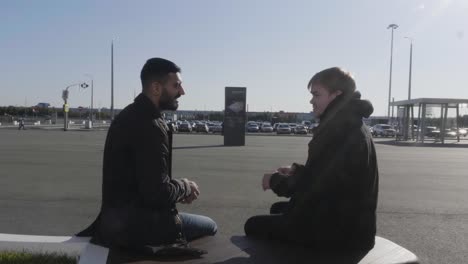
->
xmin=179 ymin=86 xmax=185 ymax=95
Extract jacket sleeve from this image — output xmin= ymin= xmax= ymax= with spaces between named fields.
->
xmin=133 ymin=124 xmax=191 ymax=208
xmin=270 ymin=163 xmax=306 ymax=197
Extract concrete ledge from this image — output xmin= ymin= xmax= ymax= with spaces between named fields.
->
xmin=375 ymin=139 xmax=468 ymax=148
xmin=78 ymin=242 xmax=109 ymax=264
xmin=0 ymin=233 xmax=89 ymax=256
xmin=0 ymin=233 xmax=419 ymax=264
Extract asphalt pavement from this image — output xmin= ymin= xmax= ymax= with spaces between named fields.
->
xmin=0 ymin=129 xmax=467 ymax=264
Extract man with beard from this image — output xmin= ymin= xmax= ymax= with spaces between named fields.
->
xmin=77 ymin=58 xmax=217 ymax=253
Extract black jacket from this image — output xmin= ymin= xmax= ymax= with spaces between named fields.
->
xmin=77 ymin=94 xmax=192 ymax=248
xmin=270 ymin=92 xmax=379 ymax=250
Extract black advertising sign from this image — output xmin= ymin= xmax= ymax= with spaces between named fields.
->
xmin=224 ymin=87 xmax=246 ymax=146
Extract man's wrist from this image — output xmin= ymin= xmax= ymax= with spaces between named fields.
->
xmin=269 ymin=171 xmax=281 ymax=190
xmin=180 ymin=179 xmax=192 ymax=197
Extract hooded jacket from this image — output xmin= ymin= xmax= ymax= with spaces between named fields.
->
xmin=270 ymin=91 xmax=379 ymax=250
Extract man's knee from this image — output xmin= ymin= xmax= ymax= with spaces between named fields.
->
xmin=207 ymin=217 xmax=218 ymax=236
xmin=244 ymin=217 xmax=257 ymax=236
xmin=270 ymin=201 xmax=289 ymax=214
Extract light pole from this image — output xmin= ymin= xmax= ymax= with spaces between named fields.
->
xmin=111 ymin=41 xmax=115 ymax=120
xmin=85 ymin=74 xmax=94 ymax=123
xmin=404 ymin=37 xmax=413 ymax=100
xmin=404 ymin=37 xmax=414 ymax=140
xmin=387 ymin=23 xmax=398 ymax=123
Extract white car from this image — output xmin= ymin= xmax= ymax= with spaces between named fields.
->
xmin=372 ymin=124 xmax=396 ymax=137
xmin=261 ymin=124 xmax=273 ymax=132
xmin=276 ymin=123 xmax=291 ymax=134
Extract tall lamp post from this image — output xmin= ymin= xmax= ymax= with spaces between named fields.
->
xmin=111 ymin=41 xmax=115 ymax=120
xmin=387 ymin=23 xmax=398 ymax=124
xmin=84 ymin=74 xmax=94 ymax=123
xmin=404 ymin=37 xmax=414 ymax=140
xmin=404 ymin=37 xmax=413 ymax=100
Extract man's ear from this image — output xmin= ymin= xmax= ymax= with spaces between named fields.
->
xmin=332 ymin=90 xmax=343 ymax=99
xmin=152 ymin=82 xmax=162 ymax=97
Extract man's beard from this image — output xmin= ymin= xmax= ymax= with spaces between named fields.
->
xmin=159 ymin=89 xmax=181 ymax=111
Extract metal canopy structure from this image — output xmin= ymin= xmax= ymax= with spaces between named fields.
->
xmin=390 ymin=98 xmax=468 ymax=143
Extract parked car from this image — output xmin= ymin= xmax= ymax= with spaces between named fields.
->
xmin=372 ymin=124 xmax=396 ymax=137
xmin=246 ymin=123 xmax=260 ymax=132
xmin=261 ymin=124 xmax=273 ymax=132
xmin=195 ymin=123 xmax=209 ymax=133
xmin=445 ymin=129 xmax=457 ymax=137
xmin=276 ymin=123 xmax=291 ymax=134
xmin=294 ymin=125 xmax=308 ymax=134
xmin=456 ymin=128 xmax=467 ymax=137
xmin=288 ymin=123 xmax=298 ymax=133
xmin=301 ymin=120 xmax=312 ymax=127
xmin=308 ymin=123 xmax=319 ymax=133
xmin=424 ymin=126 xmax=439 ymax=137
xmin=178 ymin=122 xmax=192 ymax=132
xmin=428 ymin=128 xmax=458 ymax=139
xmin=166 ymin=121 xmax=178 ymax=132
xmin=208 ymin=123 xmax=223 ymax=133
xmin=272 ymin=123 xmax=279 ymax=132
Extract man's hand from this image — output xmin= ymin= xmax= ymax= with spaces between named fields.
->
xmin=276 ymin=166 xmax=292 ymax=176
xmin=180 ymin=179 xmax=200 ymax=204
xmin=277 ymin=164 xmax=297 ymax=176
xmin=262 ymin=173 xmax=273 ymax=191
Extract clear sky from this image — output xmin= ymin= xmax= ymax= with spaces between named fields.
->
xmin=1 ymin=0 xmax=467 ymax=116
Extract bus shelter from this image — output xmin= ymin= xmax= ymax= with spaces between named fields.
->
xmin=390 ymin=98 xmax=468 ymax=143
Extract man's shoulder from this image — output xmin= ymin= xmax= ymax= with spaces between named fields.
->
xmin=340 ymin=123 xmax=372 ymax=149
xmin=112 ymin=103 xmax=146 ymax=125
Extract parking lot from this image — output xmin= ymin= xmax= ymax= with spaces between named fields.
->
xmin=0 ymin=129 xmax=467 ymax=264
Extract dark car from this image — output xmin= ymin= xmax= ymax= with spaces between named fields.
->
xmin=424 ymin=126 xmax=438 ymax=137
xmin=195 ymin=123 xmax=209 ymax=133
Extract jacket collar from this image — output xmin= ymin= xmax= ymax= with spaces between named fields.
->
xmin=134 ymin=93 xmax=162 ymax=119
xmin=318 ymin=91 xmax=373 ymax=124
xmin=313 ymin=91 xmax=373 ymax=137
xmin=307 ymin=92 xmax=373 ymax=164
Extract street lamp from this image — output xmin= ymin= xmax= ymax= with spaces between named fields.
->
xmin=387 ymin=23 xmax=398 ymax=123
xmin=404 ymin=37 xmax=413 ymax=100
xmin=84 ymin=74 xmax=94 ymax=123
xmin=404 ymin=36 xmax=414 ymax=140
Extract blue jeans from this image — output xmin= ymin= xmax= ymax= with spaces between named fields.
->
xmin=179 ymin=213 xmax=217 ymax=241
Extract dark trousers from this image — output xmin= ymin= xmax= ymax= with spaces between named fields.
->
xmin=244 ymin=201 xmax=290 ymax=240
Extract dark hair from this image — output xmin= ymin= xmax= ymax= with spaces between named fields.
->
xmin=140 ymin=58 xmax=181 ymax=89
xmin=308 ymin=67 xmax=356 ymax=96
